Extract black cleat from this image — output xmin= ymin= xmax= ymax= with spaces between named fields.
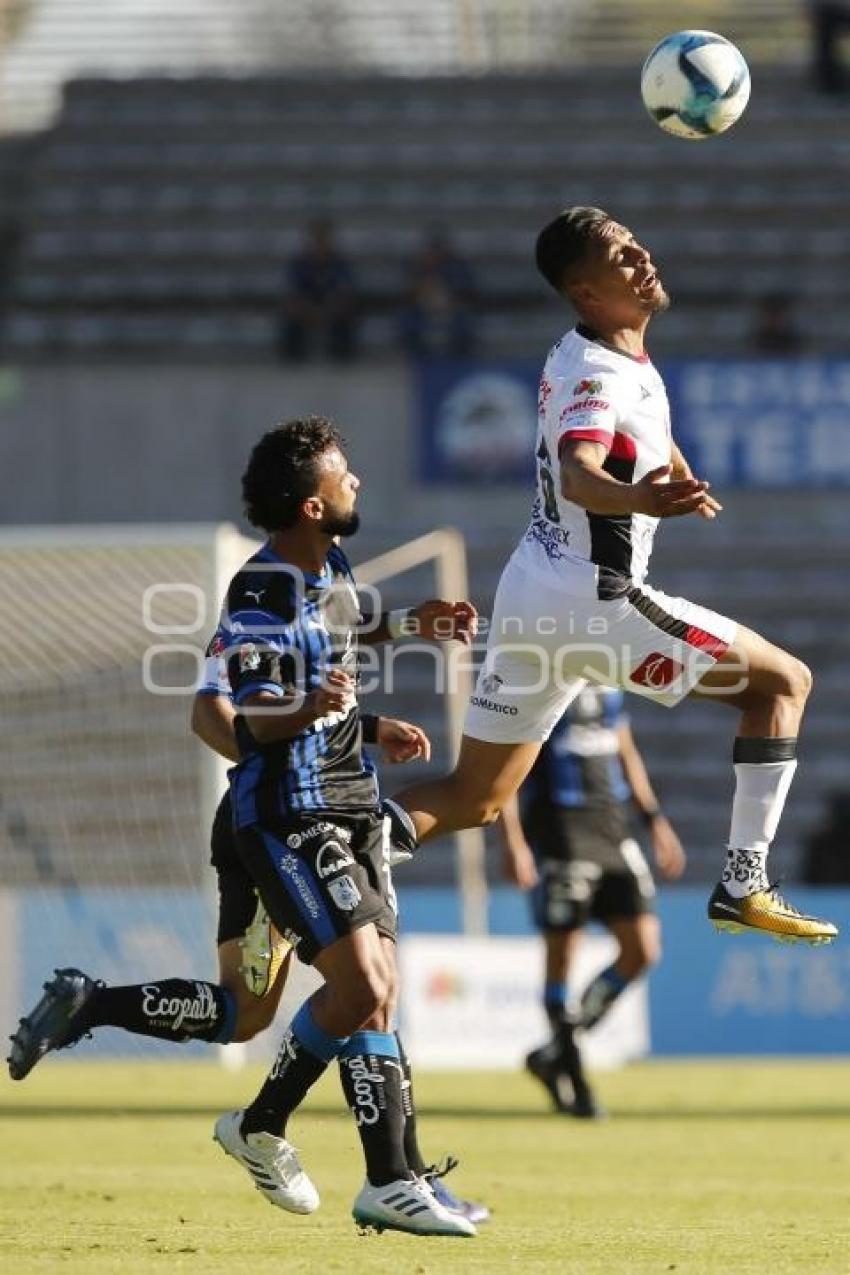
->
xmin=570 ymin=1077 xmax=606 ymax=1121
xmin=7 ymin=967 xmax=100 ymax=1081
xmin=525 ymin=1033 xmax=604 ymax=1121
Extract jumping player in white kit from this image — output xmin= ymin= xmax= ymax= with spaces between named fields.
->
xmin=386 ymin=206 xmax=836 ymax=945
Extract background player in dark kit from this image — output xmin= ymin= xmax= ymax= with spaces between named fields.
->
xmin=500 ymin=685 xmax=684 ymax=1117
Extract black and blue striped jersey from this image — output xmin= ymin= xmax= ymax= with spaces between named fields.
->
xmin=522 ymin=686 xmax=630 ymax=813
xmin=209 ymin=540 xmax=378 ymax=829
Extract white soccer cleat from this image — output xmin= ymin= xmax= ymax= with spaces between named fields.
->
xmin=352 ymin=1176 xmax=476 ymax=1237
xmin=213 ymin=1109 xmax=319 ymax=1214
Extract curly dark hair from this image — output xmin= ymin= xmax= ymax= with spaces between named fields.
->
xmin=242 ymin=417 xmax=346 ymax=531
xmin=535 ymin=206 xmax=611 ymax=296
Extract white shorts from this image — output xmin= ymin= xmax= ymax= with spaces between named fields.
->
xmin=464 ymin=555 xmax=738 ymax=744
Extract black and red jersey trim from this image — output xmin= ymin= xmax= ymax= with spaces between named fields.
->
xmin=587 ymin=435 xmax=637 ymax=580
xmin=626 ymin=586 xmax=730 ymax=658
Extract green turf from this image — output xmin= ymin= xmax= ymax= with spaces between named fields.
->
xmin=3 ymin=1060 xmax=850 ymax=1274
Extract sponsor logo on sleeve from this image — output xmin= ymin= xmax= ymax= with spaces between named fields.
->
xmin=573 ymin=378 xmax=603 ymax=395
xmin=629 ymin=652 xmax=684 ymax=690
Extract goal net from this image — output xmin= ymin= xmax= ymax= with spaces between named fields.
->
xmin=0 ymin=523 xmax=483 ymax=1062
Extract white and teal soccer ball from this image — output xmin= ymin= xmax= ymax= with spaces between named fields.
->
xmin=640 ymin=30 xmax=751 ymax=140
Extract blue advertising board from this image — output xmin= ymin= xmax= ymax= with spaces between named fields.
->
xmin=417 ymin=357 xmax=850 ymax=487
xmin=16 ymin=889 xmax=216 ymax=1059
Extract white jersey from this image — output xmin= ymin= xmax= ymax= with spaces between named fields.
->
xmin=514 ymin=326 xmax=672 ymax=595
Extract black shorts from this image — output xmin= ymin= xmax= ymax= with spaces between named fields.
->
xmin=526 ymin=804 xmax=655 ymax=933
xmin=233 ymin=809 xmax=398 ymax=966
xmin=210 ymin=791 xmax=260 ymax=947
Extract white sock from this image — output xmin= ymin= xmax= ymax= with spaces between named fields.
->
xmin=723 ymin=759 xmax=797 ymax=897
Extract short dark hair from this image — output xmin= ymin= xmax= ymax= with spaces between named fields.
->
xmin=535 ymin=206 xmax=612 ymax=296
xmin=242 ymin=417 xmax=346 ymax=532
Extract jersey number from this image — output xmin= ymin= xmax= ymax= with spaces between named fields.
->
xmin=537 ymin=438 xmax=560 ymax=523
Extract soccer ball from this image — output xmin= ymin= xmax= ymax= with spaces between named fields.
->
xmin=640 ymin=30 xmax=751 ymax=140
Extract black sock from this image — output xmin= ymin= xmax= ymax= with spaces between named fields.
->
xmin=242 ymin=1000 xmax=347 ymax=1137
xmin=338 ymin=1031 xmax=411 ymax=1186
xmin=82 ymin=979 xmax=235 ymax=1043
xmin=580 ymin=965 xmax=630 ymax=1030
xmin=544 ymin=978 xmax=569 ymax=1035
xmin=396 ymin=1032 xmax=428 ymax=1176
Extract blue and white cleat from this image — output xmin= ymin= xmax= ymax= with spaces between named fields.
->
xmin=7 ymin=967 xmax=99 ymax=1080
xmin=352 ymin=1176 xmax=476 ymax=1236
xmin=213 ymin=1109 xmax=319 ymax=1214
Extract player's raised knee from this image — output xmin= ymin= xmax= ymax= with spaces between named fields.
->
xmin=780 ymin=654 xmax=813 ymax=704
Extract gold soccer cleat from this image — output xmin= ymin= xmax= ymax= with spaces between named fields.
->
xmin=238 ymin=895 xmax=291 ymax=996
xmin=708 ymin=882 xmax=838 ymax=946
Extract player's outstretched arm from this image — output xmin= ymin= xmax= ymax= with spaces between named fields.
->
xmin=359 ymin=600 xmax=478 ymax=646
xmin=560 ymin=438 xmax=715 ymax=519
xmin=670 ymin=440 xmax=722 ymax=519
xmin=375 ymin=716 xmax=432 ymax=764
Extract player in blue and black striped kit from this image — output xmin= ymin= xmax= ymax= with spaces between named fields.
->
xmin=499 ymin=685 xmax=685 ymax=1117
xmin=206 ymin=419 xmax=478 ymax=1236
xmin=9 ymin=417 xmax=481 ymax=1237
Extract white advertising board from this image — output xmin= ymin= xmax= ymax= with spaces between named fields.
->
xmin=399 ymin=932 xmax=649 ymax=1070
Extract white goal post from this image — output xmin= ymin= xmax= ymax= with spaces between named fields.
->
xmin=353 ymin=527 xmax=488 ymax=936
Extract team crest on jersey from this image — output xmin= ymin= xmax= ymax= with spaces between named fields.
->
xmin=573 ymin=378 xmax=602 ymax=396
xmin=239 ymin=643 xmax=262 ymax=672
xmin=630 ymin=652 xmax=684 ymax=690
xmin=480 ymin=672 xmax=504 ymax=695
xmin=328 ymin=874 xmax=361 ymax=912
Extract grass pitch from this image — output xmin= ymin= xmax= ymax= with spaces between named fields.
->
xmin=2 ymin=1059 xmax=850 ymax=1274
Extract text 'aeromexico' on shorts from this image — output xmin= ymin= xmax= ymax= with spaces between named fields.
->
xmin=464 ymin=555 xmax=738 ymax=744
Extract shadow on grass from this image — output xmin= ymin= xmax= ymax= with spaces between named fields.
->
xmin=3 ymin=1103 xmax=850 ymax=1121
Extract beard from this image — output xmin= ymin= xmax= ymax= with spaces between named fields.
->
xmin=321 ymin=509 xmax=360 ymax=537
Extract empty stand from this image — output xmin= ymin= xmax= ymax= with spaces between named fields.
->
xmin=3 ymin=63 xmax=849 ymax=360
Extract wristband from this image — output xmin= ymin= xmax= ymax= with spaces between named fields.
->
xmin=386 ymin=608 xmax=413 ymax=640
xmin=641 ymin=806 xmax=663 ymax=825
